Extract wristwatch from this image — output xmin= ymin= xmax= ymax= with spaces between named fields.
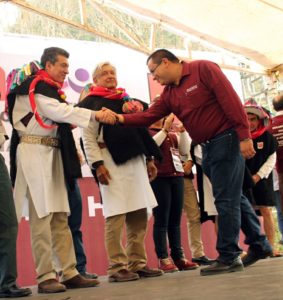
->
xmin=146 ymin=156 xmax=154 ymax=162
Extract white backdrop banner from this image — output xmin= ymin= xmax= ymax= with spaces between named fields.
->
xmin=0 ymin=33 xmax=243 ymax=176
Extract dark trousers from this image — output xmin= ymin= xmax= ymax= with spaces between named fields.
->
xmin=0 ymin=154 xmax=18 ymax=290
xmin=274 ymin=190 xmax=283 ymax=240
xmin=151 ymin=176 xmax=184 ymax=260
xmin=67 ymin=180 xmax=87 ymax=273
xmin=202 ymin=130 xmax=271 ymax=264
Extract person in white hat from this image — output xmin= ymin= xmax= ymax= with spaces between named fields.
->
xmin=244 ymin=102 xmax=280 ymax=257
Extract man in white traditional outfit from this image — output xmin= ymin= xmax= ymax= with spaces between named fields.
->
xmin=79 ymin=62 xmax=164 ymax=282
xmin=7 ymin=47 xmax=116 ymax=294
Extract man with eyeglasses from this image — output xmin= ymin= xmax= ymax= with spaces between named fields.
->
xmin=150 ymin=60 xmax=163 ymax=76
xmin=101 ymin=49 xmax=273 ymax=276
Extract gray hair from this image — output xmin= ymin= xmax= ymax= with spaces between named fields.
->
xmin=92 ymin=62 xmax=116 ymax=80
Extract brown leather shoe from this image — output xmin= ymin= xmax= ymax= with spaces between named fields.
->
xmin=109 ymin=269 xmax=140 ymax=282
xmin=135 ymin=266 xmax=164 ymax=277
xmin=38 ymin=279 xmax=66 ymax=294
xmin=62 ymin=274 xmax=100 ymax=289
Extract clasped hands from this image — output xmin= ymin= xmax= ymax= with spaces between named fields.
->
xmin=94 ymin=107 xmax=124 ymax=124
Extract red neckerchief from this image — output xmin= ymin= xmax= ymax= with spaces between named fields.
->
xmin=251 ymin=122 xmax=267 ymax=139
xmin=86 ymin=85 xmax=144 ymax=113
xmin=87 ymin=86 xmax=128 ymax=100
xmin=29 ymin=70 xmax=65 ymax=129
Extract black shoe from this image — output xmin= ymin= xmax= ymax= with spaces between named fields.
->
xmin=0 ymin=284 xmax=32 ymax=298
xmin=242 ymin=249 xmax=272 ymax=267
xmin=80 ymin=272 xmax=98 ymax=279
xmin=192 ymin=256 xmax=216 ymax=266
xmin=200 ymin=257 xmax=244 ymax=276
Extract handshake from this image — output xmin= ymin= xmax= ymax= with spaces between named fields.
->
xmin=92 ymin=108 xmax=124 ymax=125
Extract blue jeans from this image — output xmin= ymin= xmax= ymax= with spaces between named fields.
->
xmin=274 ymin=190 xmax=283 ymax=241
xmin=67 ymin=180 xmax=87 ymax=273
xmin=151 ymin=176 xmax=185 ymax=260
xmin=202 ymin=130 xmax=271 ymax=264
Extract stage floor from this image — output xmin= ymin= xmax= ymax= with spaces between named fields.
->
xmin=25 ymin=257 xmax=282 ymax=300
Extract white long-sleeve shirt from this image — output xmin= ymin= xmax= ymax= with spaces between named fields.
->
xmin=152 ymin=129 xmax=192 ymax=159
xmin=257 ymin=152 xmax=277 ymax=179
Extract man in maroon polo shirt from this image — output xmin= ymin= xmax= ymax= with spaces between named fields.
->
xmin=269 ymin=94 xmax=283 ymax=211
xmin=101 ymin=49 xmax=272 ymax=276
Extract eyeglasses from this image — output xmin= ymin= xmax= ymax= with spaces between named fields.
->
xmin=149 ymin=61 xmax=162 ymax=75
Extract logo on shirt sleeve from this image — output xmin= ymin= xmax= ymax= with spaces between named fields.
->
xmin=257 ymin=142 xmax=264 ymax=149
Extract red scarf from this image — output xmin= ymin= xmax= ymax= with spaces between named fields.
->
xmin=87 ymin=86 xmax=128 ymax=100
xmin=29 ymin=70 xmax=66 ymax=129
xmin=86 ymin=85 xmax=144 ymax=113
xmin=250 ymin=122 xmax=267 ymax=139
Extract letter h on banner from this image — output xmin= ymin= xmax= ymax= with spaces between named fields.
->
xmin=88 ymin=196 xmax=104 ymax=217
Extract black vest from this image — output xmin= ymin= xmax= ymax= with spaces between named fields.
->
xmin=77 ymin=95 xmax=162 ymax=165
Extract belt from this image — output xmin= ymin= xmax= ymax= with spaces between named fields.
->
xmin=200 ymin=129 xmax=233 ymax=146
xmin=98 ymin=142 xmax=107 ymax=149
xmin=20 ymin=135 xmax=60 ymax=148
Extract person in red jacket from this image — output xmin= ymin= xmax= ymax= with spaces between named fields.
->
xmin=100 ymin=49 xmax=273 ymax=276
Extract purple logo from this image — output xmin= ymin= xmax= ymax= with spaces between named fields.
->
xmin=66 ymin=68 xmax=91 ymax=93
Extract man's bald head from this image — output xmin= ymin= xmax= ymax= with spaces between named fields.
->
xmin=273 ymin=94 xmax=283 ymax=112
